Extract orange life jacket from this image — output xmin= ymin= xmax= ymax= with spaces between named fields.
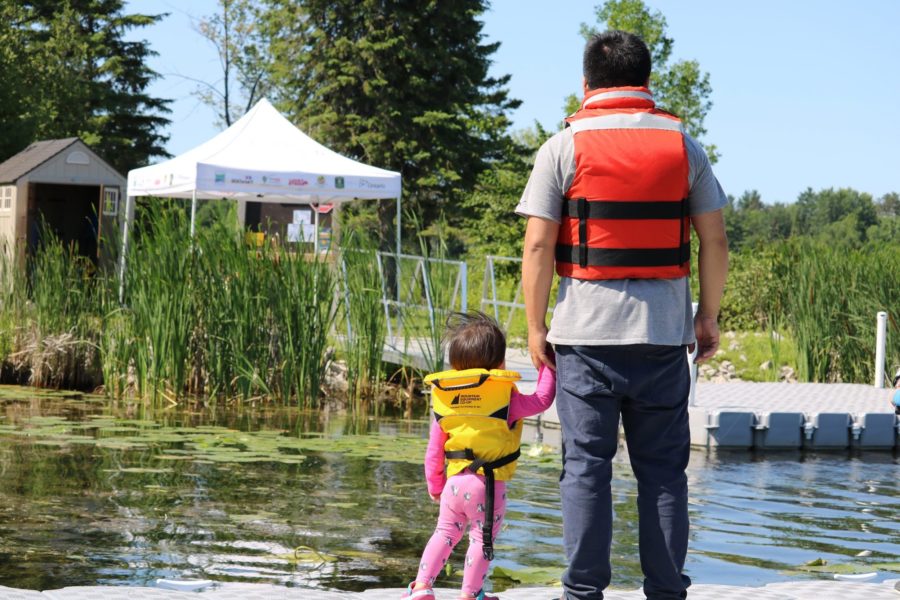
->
xmin=556 ymin=86 xmax=691 ymax=280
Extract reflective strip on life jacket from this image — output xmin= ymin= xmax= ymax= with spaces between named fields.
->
xmin=557 ymin=87 xmax=690 ymax=281
xmin=568 ymin=111 xmax=684 ymax=135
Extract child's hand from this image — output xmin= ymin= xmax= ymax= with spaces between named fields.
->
xmin=429 ymin=492 xmax=441 ymax=503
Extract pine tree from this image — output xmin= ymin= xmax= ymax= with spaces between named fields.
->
xmin=259 ymin=0 xmax=519 ymax=250
xmin=1 ymin=1 xmax=170 ymax=173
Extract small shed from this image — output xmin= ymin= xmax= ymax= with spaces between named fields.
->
xmin=0 ymin=138 xmax=126 ymax=264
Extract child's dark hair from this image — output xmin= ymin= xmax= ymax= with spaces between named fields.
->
xmin=445 ymin=311 xmax=506 ymax=371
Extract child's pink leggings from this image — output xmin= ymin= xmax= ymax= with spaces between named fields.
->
xmin=415 ymin=472 xmax=507 ymax=595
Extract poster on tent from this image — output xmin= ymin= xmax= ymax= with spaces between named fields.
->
xmin=287 ymin=223 xmax=317 ymax=243
xmin=293 ymin=209 xmax=311 ymax=225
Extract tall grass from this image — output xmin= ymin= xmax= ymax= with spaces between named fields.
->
xmin=771 ymin=239 xmax=900 ymax=383
xmin=338 ymin=233 xmax=387 ymax=405
xmin=0 ymin=204 xmax=337 ymax=406
xmin=124 ymin=207 xmax=338 ymax=406
xmin=11 ymin=225 xmax=102 ymax=389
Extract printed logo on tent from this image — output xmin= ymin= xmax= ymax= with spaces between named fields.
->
xmin=214 ymin=173 xmax=225 ymax=183
xmin=335 ymin=176 xmax=345 ymax=189
xmin=267 ymin=176 xmax=282 ymax=185
xmin=230 ymin=175 xmax=253 ymax=184
xmin=359 ymin=178 xmax=386 ymax=190
xmin=316 ymin=175 xmax=326 ymax=186
xmin=289 ymin=178 xmax=309 ymax=186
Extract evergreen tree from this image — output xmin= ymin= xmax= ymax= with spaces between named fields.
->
xmin=0 ymin=3 xmax=34 ymax=160
xmin=0 ymin=0 xmax=170 ymax=173
xmin=258 ymin=0 xmax=519 ymax=250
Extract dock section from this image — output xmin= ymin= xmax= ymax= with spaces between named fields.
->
xmin=394 ymin=343 xmax=899 ymax=451
xmin=1 ymin=580 xmax=898 ymax=599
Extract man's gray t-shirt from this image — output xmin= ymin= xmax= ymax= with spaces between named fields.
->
xmin=516 ymin=128 xmax=727 ymax=347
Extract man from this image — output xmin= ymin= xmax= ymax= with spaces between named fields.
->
xmin=517 ymin=30 xmax=728 ymax=600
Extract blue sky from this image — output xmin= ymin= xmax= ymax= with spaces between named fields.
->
xmin=127 ymin=0 xmax=900 ymax=204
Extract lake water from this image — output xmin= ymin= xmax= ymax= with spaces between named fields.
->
xmin=0 ymin=386 xmax=896 ymax=592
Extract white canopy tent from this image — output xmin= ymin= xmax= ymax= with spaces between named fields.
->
xmin=121 ymin=98 xmax=402 ymax=297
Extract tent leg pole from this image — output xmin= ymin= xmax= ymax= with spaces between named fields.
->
xmin=396 ymin=195 xmax=401 ymax=301
xmin=314 ymin=205 xmax=320 ymax=254
xmin=189 ymin=190 xmax=198 ymax=238
xmin=118 ymin=195 xmax=135 ymax=305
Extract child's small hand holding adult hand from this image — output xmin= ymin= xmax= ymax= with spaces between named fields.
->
xmin=429 ymin=492 xmax=441 ymax=503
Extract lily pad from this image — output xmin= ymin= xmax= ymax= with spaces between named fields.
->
xmin=491 ymin=565 xmax=561 ymax=585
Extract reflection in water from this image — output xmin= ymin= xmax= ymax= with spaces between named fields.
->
xmin=0 ymin=391 xmax=896 ymax=592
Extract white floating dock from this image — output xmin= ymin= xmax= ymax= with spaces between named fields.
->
xmin=426 ymin=346 xmax=900 ymax=451
xmin=2 ymin=581 xmax=898 ymax=599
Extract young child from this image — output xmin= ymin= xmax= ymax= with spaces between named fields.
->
xmin=402 ymin=311 xmax=556 ymax=600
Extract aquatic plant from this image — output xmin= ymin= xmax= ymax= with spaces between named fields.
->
xmin=338 ymin=232 xmax=388 ymax=405
xmin=771 ymin=239 xmax=900 ymax=383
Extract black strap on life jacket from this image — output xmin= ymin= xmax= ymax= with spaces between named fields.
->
xmin=444 ymin=447 xmax=521 ymax=560
xmin=561 ymin=196 xmax=690 ymax=269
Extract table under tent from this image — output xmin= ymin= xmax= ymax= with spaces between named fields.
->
xmin=122 ymin=98 xmax=402 ymax=295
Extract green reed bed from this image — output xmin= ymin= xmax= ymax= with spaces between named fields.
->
xmin=0 ymin=229 xmax=104 ymax=389
xmin=0 ymin=206 xmax=337 ymax=406
xmin=769 ymin=239 xmax=900 ymax=383
xmin=338 ymin=235 xmax=388 ymax=405
xmin=124 ymin=209 xmax=338 ymax=406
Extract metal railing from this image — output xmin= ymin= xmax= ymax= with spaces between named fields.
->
xmin=480 ymin=255 xmax=552 ymax=332
xmin=375 ymin=251 xmax=467 ymax=342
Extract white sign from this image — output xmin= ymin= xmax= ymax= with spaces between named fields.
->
xmin=293 ymin=209 xmax=312 ymax=225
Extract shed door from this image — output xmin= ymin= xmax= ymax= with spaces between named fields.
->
xmin=98 ymin=186 xmax=120 ymax=266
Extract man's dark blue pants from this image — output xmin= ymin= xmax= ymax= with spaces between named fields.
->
xmin=555 ymin=344 xmax=692 ymax=600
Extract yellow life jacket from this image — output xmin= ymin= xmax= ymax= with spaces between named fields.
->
xmin=424 ymin=368 xmax=523 ymax=481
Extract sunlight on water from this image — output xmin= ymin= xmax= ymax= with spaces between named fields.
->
xmin=0 ymin=389 xmax=896 ymax=592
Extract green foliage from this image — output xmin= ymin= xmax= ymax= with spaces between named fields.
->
xmin=0 ymin=0 xmax=171 ymax=172
xmin=724 ymin=187 xmax=897 ymax=253
xmin=1 ymin=205 xmax=338 ymax=405
xmin=258 ymin=0 xmax=519 ymax=245
xmin=578 ymin=0 xmax=718 ymax=162
xmin=714 ymin=246 xmax=782 ymax=332
xmin=769 ymin=239 xmax=899 ymax=383
xmin=195 ymin=0 xmax=270 ymax=127
xmin=792 ymin=187 xmax=878 ymax=246
xmin=338 ymin=232 xmax=388 ymax=404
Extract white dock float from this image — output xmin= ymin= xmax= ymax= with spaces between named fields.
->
xmin=1 ymin=580 xmax=898 ymax=599
xmin=387 ymin=344 xmax=899 ymax=450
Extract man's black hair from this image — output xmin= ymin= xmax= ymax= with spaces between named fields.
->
xmin=583 ymin=30 xmax=652 ymax=90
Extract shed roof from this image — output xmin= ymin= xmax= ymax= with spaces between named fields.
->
xmin=0 ymin=138 xmax=79 ymax=184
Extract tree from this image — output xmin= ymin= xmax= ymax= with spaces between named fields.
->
xmin=737 ymin=189 xmax=763 ymax=212
xmin=258 ymin=0 xmax=519 ymax=251
xmin=195 ymin=0 xmax=269 ymax=127
xmin=573 ymin=0 xmax=718 ymax=162
xmin=0 ymin=4 xmax=35 ymax=160
xmin=876 ymin=192 xmax=900 ymax=217
xmin=792 ymin=187 xmax=878 ymax=243
xmin=0 ymin=1 xmax=170 ymax=173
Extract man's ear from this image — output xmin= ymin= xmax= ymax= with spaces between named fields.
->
xmin=582 ymin=77 xmax=589 ymax=94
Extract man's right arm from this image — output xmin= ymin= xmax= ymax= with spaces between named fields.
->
xmin=522 ymin=216 xmax=559 ymax=369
